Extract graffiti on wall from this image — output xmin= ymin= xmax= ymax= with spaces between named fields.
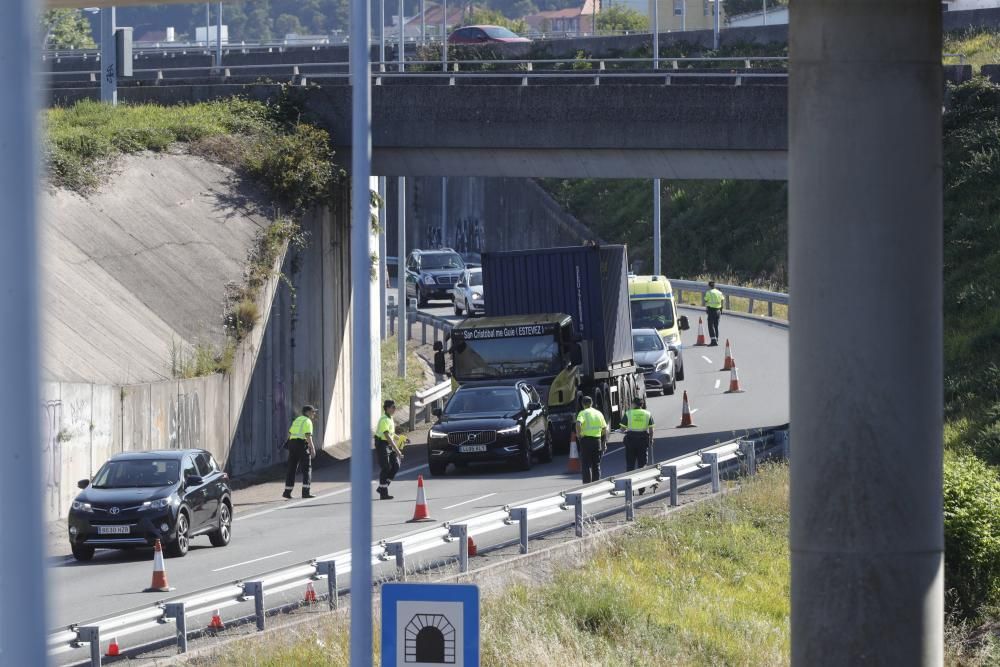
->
xmin=423 ymin=217 xmax=486 ymax=257
xmin=169 ymin=392 xmax=201 ymax=450
xmin=42 ymin=400 xmax=63 ymax=519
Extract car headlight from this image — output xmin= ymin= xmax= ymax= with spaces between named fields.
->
xmin=472 ymin=293 xmax=483 ymax=300
xmin=663 ymin=333 xmax=680 ymax=346
xmin=72 ymin=501 xmax=93 ymax=513
xmin=429 ymin=428 xmax=447 ymax=439
xmin=656 ymin=360 xmax=669 ymax=372
xmin=422 ymin=275 xmax=436 ymax=285
xmin=497 ymin=425 xmax=521 ymax=436
xmin=140 ymin=498 xmax=173 ymax=511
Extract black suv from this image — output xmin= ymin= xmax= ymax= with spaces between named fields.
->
xmin=68 ymin=449 xmax=232 ymax=561
xmin=405 ymin=248 xmax=466 ymax=307
xmin=427 ymin=381 xmax=551 ymax=475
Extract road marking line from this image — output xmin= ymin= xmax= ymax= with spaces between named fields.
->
xmin=701 ymin=355 xmax=713 ymax=364
xmin=442 ymin=493 xmax=496 ymax=510
xmin=690 ymin=408 xmax=700 ymax=415
xmin=714 ymin=379 xmax=721 ymax=389
xmin=212 ymin=551 xmax=292 ymax=572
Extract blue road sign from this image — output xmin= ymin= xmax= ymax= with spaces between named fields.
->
xmin=381 ymin=583 xmax=480 ymax=667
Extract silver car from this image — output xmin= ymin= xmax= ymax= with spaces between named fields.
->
xmin=632 ymin=328 xmax=676 ymax=396
xmin=453 ymin=267 xmax=484 ymax=316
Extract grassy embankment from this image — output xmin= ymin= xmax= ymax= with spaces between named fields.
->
xmin=946 ymin=28 xmax=1000 ymax=73
xmin=193 ymin=464 xmax=792 ymax=667
xmin=45 ymin=98 xmax=338 ymax=377
xmin=380 ymin=337 xmax=427 ymax=413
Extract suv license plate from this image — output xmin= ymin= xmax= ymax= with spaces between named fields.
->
xmin=459 ymin=445 xmax=488 ymax=453
xmin=98 ymin=525 xmax=130 ymax=535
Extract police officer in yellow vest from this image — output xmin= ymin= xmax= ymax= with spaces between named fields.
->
xmin=705 ymin=281 xmax=725 ymax=346
xmin=283 ymin=405 xmax=316 ymax=499
xmin=375 ymin=400 xmax=404 ymax=500
xmin=575 ymin=396 xmax=609 ymax=484
xmin=620 ymin=397 xmax=655 ymax=491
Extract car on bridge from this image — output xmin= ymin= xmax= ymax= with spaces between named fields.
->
xmin=453 ymin=266 xmax=484 ymax=316
xmin=426 ymin=381 xmax=551 ymax=475
xmin=405 ymin=248 xmax=467 ymax=307
xmin=67 ymin=449 xmax=232 ymax=561
xmin=447 ymin=25 xmax=532 ymax=45
xmin=632 ymin=328 xmax=676 ymax=396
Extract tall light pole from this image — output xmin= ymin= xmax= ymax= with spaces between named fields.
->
xmin=100 ymin=7 xmax=117 ymax=104
xmin=652 ymin=180 xmax=661 ymax=275
xmin=712 ymin=0 xmax=720 ymax=50
xmin=216 ymin=2 xmax=223 ymax=69
xmin=441 ymin=0 xmax=448 ymax=71
xmin=652 ymin=0 xmax=659 ymax=68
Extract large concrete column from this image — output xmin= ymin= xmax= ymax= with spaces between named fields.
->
xmin=789 ymin=2 xmax=943 ymax=665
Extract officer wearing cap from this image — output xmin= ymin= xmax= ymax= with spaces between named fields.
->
xmin=620 ymin=397 xmax=655 ymax=492
xmin=575 ymin=396 xmax=609 ymax=484
xmin=283 ymin=405 xmax=317 ymax=499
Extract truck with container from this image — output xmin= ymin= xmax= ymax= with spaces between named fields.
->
xmin=447 ymin=244 xmax=644 ymax=450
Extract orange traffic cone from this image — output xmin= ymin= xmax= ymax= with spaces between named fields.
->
xmin=304 ymin=581 xmax=318 ymax=603
xmin=720 ymin=339 xmax=734 ymax=371
xmin=725 ymin=365 xmax=745 ymax=393
xmin=567 ymin=433 xmax=581 ymax=474
xmin=407 ymin=474 xmax=434 ymax=522
xmin=694 ymin=317 xmax=707 ymax=346
xmin=106 ymin=637 xmax=120 ymax=657
xmin=677 ymin=391 xmax=696 ymax=428
xmin=208 ymin=610 xmax=225 ymax=631
xmin=467 ymin=536 xmax=478 ymax=557
xmin=143 ymin=539 xmax=174 ymax=592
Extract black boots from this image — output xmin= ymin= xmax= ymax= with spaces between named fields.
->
xmin=282 ymin=490 xmax=292 ymax=499
xmin=302 ymin=490 xmax=315 ymax=499
xmin=377 ymin=486 xmax=394 ymax=500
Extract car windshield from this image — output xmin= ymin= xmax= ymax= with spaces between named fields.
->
xmin=632 ymin=333 xmax=664 ymax=352
xmin=630 ymin=298 xmax=675 ymax=330
xmin=91 ymin=459 xmax=180 ymax=488
xmin=453 ymin=334 xmax=562 ymax=379
xmin=483 ymin=26 xmax=519 ymax=38
xmin=446 ymin=387 xmax=521 ymax=415
xmin=421 ymin=253 xmax=464 ymax=270
xmin=469 ymin=271 xmax=483 ymax=286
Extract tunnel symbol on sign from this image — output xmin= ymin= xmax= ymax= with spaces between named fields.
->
xmin=404 ymin=614 xmax=456 ymax=663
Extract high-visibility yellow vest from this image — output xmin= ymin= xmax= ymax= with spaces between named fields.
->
xmin=621 ymin=408 xmax=652 ymax=432
xmin=705 ymin=289 xmax=724 ymax=309
xmin=576 ymin=407 xmax=607 ymax=438
xmin=375 ymin=414 xmax=394 ymax=442
xmin=289 ymin=415 xmax=313 ymax=439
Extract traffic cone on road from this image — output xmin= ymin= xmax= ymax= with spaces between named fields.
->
xmin=677 ymin=391 xmax=696 ymax=428
xmin=567 ymin=433 xmax=581 ymax=474
xmin=720 ymin=339 xmax=734 ymax=371
xmin=694 ymin=318 xmax=707 ymax=346
xmin=207 ymin=610 xmax=225 ymax=631
xmin=106 ymin=637 xmax=120 ymax=657
xmin=143 ymin=539 xmax=174 ymax=592
xmin=407 ymin=475 xmax=434 ymax=523
xmin=304 ymin=581 xmax=318 ymax=603
xmin=725 ymin=365 xmax=745 ymax=394
xmin=467 ymin=536 xmax=478 ymax=557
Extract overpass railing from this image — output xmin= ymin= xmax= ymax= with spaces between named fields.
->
xmin=48 ymin=425 xmax=788 ymax=665
xmin=671 ymin=279 xmax=789 ymax=320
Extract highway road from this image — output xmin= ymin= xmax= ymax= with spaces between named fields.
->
xmin=47 ymin=303 xmax=787 ymax=648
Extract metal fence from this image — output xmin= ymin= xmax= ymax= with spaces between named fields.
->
xmin=671 ymin=279 xmax=789 ymax=320
xmin=48 ymin=425 xmax=788 ymax=665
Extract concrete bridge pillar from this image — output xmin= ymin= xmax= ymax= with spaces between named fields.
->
xmin=789 ymin=2 xmax=943 ymax=665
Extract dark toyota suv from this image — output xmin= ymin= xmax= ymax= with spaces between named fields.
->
xmin=68 ymin=449 xmax=232 ymax=561
xmin=405 ymin=248 xmax=467 ymax=307
xmin=426 ymin=382 xmax=551 ymax=475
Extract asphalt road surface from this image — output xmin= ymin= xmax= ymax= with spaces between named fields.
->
xmin=48 ymin=303 xmax=787 ymax=644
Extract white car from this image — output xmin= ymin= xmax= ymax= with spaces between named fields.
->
xmin=453 ymin=268 xmax=484 ymax=316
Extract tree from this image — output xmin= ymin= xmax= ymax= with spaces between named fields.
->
xmin=42 ymin=9 xmax=96 ymax=49
xmin=463 ymin=7 xmax=529 ymax=33
xmin=275 ymin=13 xmax=305 ymax=36
xmin=595 ymin=5 xmax=648 ymax=32
xmin=722 ymin=0 xmax=785 ymax=19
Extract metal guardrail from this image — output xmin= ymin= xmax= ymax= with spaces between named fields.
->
xmin=48 ymin=424 xmax=789 ymax=664
xmin=670 ymin=279 xmax=789 ymax=319
xmin=408 ymin=380 xmax=452 ymax=431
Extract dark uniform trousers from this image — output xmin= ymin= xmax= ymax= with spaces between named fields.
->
xmin=579 ymin=436 xmax=604 ymax=484
xmin=284 ymin=439 xmax=312 ymax=490
xmin=624 ymin=431 xmax=652 ymax=471
xmin=707 ymin=307 xmax=721 ymax=342
xmin=375 ymin=437 xmax=400 ymax=487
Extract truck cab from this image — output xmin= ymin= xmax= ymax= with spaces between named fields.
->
xmin=628 ymin=275 xmax=689 ymax=381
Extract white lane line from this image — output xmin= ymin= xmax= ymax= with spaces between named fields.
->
xmin=690 ymin=408 xmax=700 ymax=415
xmin=714 ymin=379 xmax=721 ymax=389
xmin=442 ymin=493 xmax=497 ymax=510
xmin=701 ymin=355 xmax=713 ymax=364
xmin=212 ymin=550 xmax=292 ymax=572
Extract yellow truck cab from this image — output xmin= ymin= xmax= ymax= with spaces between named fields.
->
xmin=628 ymin=275 xmax=689 ymax=381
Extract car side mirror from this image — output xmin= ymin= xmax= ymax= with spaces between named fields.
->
xmin=185 ymin=475 xmax=203 ymax=487
xmin=527 ymin=402 xmax=542 ymax=411
xmin=432 ymin=407 xmax=443 ymax=418
xmin=77 ymin=479 xmax=90 ymax=490
xmin=678 ymin=315 xmax=690 ymax=331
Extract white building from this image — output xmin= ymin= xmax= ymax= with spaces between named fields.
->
xmin=726 ymin=6 xmax=788 ymax=27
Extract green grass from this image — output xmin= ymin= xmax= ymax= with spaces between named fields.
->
xmin=945 ymin=29 xmax=1000 ymax=74
xmin=380 ymin=336 xmax=427 ymax=415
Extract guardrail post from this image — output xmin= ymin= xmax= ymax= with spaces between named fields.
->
xmin=775 ymin=429 xmax=790 ymax=459
xmin=243 ymin=580 xmax=265 ymax=631
xmin=77 ymin=626 xmax=101 ymax=666
xmin=449 ymin=524 xmax=469 ymax=572
xmin=702 ymin=452 xmax=720 ymax=493
xmin=565 ymin=492 xmax=584 ymax=538
xmin=614 ymin=478 xmax=634 ymax=521
xmin=748 ymin=297 xmax=756 ymax=314
xmin=408 ymin=395 xmax=417 ymax=431
xmin=386 ymin=541 xmax=406 ymax=581
xmin=739 ymin=440 xmax=757 ymax=476
xmin=660 ymin=465 xmax=679 ymax=506
xmin=317 ymin=560 xmax=338 ymax=610
xmin=768 ymin=301 xmax=774 ymax=317
xmin=509 ymin=507 xmax=529 ymax=554
xmin=163 ymin=602 xmax=188 ymax=653
xmin=421 ymin=320 xmax=427 ymax=344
